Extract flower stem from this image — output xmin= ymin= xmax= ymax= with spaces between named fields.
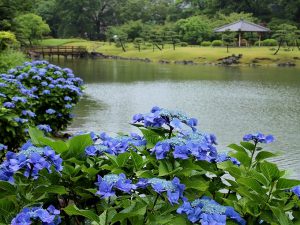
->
xmin=105 ymin=197 xmax=110 ymax=225
xmin=151 ymin=193 xmax=159 ymax=213
xmin=248 ymin=141 xmax=258 ymax=169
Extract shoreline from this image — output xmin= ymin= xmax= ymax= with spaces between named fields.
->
xmin=38 ymin=39 xmax=300 ymax=68
xmin=90 ymin=51 xmax=299 ymax=68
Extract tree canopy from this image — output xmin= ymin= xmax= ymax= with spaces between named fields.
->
xmin=0 ymin=0 xmax=299 ymax=44
xmin=13 ymin=13 xmax=50 ymax=46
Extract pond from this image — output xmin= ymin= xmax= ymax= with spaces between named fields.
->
xmin=51 ymin=58 xmax=300 ymax=178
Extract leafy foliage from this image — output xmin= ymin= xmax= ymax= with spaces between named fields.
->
xmin=0 ymin=106 xmax=299 ymax=225
xmin=13 ymin=13 xmax=50 ymax=46
xmin=0 ymin=31 xmax=18 ymax=51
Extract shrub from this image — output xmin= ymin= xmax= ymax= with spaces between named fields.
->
xmin=0 ymin=106 xmax=299 ymax=225
xmin=0 ymin=60 xmax=83 ymax=149
xmin=212 ymin=40 xmax=223 ymax=46
xmin=0 ymin=31 xmax=19 ymax=51
xmin=255 ymin=38 xmax=278 ymax=46
xmin=0 ymin=50 xmax=27 ymax=73
xmin=179 ymin=42 xmax=188 ymax=47
xmin=201 ymin=41 xmax=212 ymax=46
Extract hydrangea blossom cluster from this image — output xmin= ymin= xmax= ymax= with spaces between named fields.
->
xmin=136 ymin=177 xmax=185 ymax=205
xmin=243 ymin=132 xmax=274 ymax=144
xmin=0 ymin=60 xmax=83 ymax=148
xmin=133 ymin=106 xmax=198 ymax=131
xmin=177 ymin=197 xmax=246 ymax=225
xmin=151 ymin=130 xmax=239 ymax=165
xmin=85 ymin=132 xmax=146 ymax=156
xmin=95 ymin=173 xmax=136 ymax=198
xmin=292 ymin=186 xmax=300 ymax=198
xmin=0 ymin=144 xmax=7 ymax=151
xmin=11 ymin=205 xmax=61 ymax=225
xmin=151 ymin=131 xmax=218 ymax=161
xmin=0 ymin=141 xmax=63 ymax=182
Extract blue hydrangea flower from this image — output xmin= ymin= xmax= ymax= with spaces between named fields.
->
xmin=46 ymin=108 xmax=56 ymax=114
xmin=3 ymin=101 xmax=15 ymax=108
xmin=42 ymin=89 xmax=51 ymax=95
xmin=96 ymin=132 xmax=146 ymax=155
xmin=41 ymin=81 xmax=48 ymax=86
xmin=11 ymin=205 xmax=61 ymax=225
xmin=0 ymin=142 xmax=63 ymax=181
xmin=65 ymin=104 xmax=72 ymax=109
xmin=216 ymin=153 xmax=240 ymax=166
xmin=292 ymin=186 xmax=300 ymax=198
xmin=64 ymin=96 xmax=72 ymax=101
xmin=136 ymin=177 xmax=185 ymax=205
xmin=151 ymin=142 xmax=171 ymax=159
xmin=151 ymin=131 xmax=218 ymax=162
xmin=0 ymin=82 xmax=7 ymax=87
xmin=12 ymin=96 xmax=28 ymax=103
xmin=132 ymin=106 xmax=198 ymax=131
xmin=177 ymin=197 xmax=245 ymax=225
xmin=22 ymin=110 xmax=36 ymax=118
xmin=243 ymin=132 xmax=274 ymax=144
xmin=95 ymin=174 xmax=136 ymax=198
xmin=37 ymin=124 xmax=52 ymax=133
xmin=14 ymin=118 xmax=28 ymax=123
xmin=0 ymin=144 xmax=7 ymax=151
xmin=85 ymin=145 xmax=113 ymax=156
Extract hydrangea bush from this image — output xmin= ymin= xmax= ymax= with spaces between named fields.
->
xmin=0 ymin=106 xmax=299 ymax=225
xmin=0 ymin=60 xmax=83 ymax=149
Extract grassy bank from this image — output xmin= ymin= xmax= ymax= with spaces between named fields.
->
xmin=40 ymin=38 xmax=300 ymax=66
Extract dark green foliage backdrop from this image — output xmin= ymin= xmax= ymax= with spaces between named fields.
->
xmin=0 ymin=0 xmax=299 ymax=43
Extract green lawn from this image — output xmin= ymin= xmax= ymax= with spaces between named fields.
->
xmin=40 ymin=39 xmax=300 ymax=66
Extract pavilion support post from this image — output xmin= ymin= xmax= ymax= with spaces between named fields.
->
xmin=258 ymin=33 xmax=261 ymax=47
xmin=238 ymin=32 xmax=241 ymax=47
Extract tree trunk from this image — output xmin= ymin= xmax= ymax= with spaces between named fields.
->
xmin=227 ymin=45 xmax=229 ymax=53
xmin=296 ymin=40 xmax=300 ymax=50
xmin=120 ymin=40 xmax=126 ymax=52
xmin=274 ymin=39 xmax=282 ymax=55
xmin=154 ymin=43 xmax=162 ymax=51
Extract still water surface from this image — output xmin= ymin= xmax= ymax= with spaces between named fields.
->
xmin=51 ymin=59 xmax=300 ymax=177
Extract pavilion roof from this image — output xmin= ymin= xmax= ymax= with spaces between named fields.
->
xmin=214 ymin=20 xmax=270 ymax=32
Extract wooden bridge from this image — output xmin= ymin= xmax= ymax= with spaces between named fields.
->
xmin=25 ymin=46 xmax=88 ymax=59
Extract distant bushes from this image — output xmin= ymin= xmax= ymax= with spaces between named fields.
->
xmin=212 ymin=40 xmax=223 ymax=46
xmin=0 ymin=31 xmax=19 ymax=51
xmin=255 ymin=39 xmax=278 ymax=46
xmin=201 ymin=41 xmax=212 ymax=46
xmin=0 ymin=50 xmax=27 ymax=73
xmin=179 ymin=42 xmax=188 ymax=47
xmin=0 ymin=31 xmax=26 ymax=73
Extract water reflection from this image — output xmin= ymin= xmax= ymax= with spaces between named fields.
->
xmin=51 ymin=58 xmax=300 ymax=178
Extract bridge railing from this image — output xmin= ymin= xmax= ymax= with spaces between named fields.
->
xmin=25 ymin=46 xmax=87 ymax=53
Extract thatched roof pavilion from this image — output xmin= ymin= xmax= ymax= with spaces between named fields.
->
xmin=214 ymin=20 xmax=270 ymax=46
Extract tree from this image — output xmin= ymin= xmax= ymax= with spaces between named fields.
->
xmin=119 ymin=20 xmax=144 ymax=41
xmin=272 ymin=23 xmax=299 ymax=55
xmin=14 ymin=13 xmax=50 ymax=46
xmin=133 ymin=38 xmax=143 ymax=51
xmin=175 ymin=16 xmax=212 ymax=44
xmin=164 ymin=30 xmax=180 ymax=50
xmin=222 ymin=30 xmax=236 ymax=53
xmin=34 ymin=0 xmax=60 ymax=37
xmin=0 ymin=0 xmax=38 ymax=30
